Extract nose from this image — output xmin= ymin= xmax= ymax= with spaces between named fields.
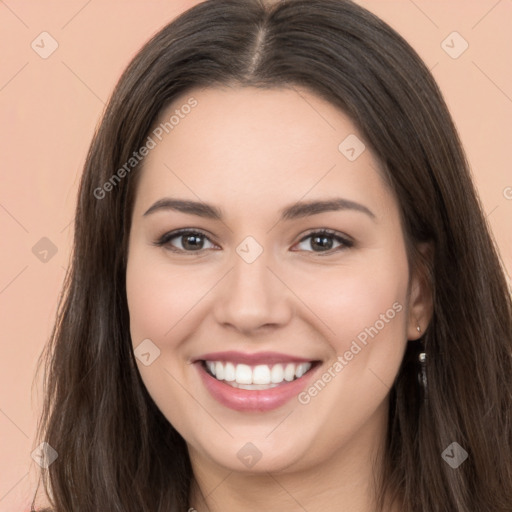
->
xmin=213 ymin=248 xmax=293 ymax=335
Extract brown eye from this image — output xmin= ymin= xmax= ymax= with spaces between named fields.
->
xmin=154 ymin=229 xmax=216 ymax=253
xmin=294 ymin=230 xmax=353 ymax=253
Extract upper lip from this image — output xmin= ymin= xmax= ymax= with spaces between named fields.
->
xmin=193 ymin=351 xmax=318 ymax=365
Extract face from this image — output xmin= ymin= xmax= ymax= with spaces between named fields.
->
xmin=126 ymin=86 xmax=430 ymax=475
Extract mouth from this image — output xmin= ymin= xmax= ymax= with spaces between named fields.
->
xmin=192 ymin=352 xmax=322 ymax=412
xmin=200 ymin=359 xmax=320 ymax=390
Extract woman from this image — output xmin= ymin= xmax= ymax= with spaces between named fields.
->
xmin=32 ymin=0 xmax=512 ymax=511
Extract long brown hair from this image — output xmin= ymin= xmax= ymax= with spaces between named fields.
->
xmin=32 ymin=0 xmax=512 ymax=510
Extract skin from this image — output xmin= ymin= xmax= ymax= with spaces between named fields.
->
xmin=126 ymin=85 xmax=432 ymax=512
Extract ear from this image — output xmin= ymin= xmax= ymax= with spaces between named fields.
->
xmin=406 ymin=241 xmax=434 ymax=340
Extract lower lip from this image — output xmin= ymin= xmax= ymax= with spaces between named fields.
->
xmin=195 ymin=361 xmax=320 ymax=412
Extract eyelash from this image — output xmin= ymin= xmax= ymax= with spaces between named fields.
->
xmin=153 ymin=228 xmax=354 ymax=256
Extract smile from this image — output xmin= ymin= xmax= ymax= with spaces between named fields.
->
xmin=203 ymin=360 xmax=314 ymax=389
xmin=193 ymin=351 xmax=322 ymax=412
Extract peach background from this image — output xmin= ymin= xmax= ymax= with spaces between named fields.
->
xmin=0 ymin=0 xmax=510 ymax=510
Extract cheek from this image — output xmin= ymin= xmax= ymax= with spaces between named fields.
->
xmin=126 ymin=249 xmax=209 ymax=345
xmin=298 ymin=246 xmax=410 ymax=411
xmin=333 ymin=269 xmax=407 ymax=350
xmin=289 ymin=250 xmax=409 ymax=446
xmin=126 ymin=250 xmax=206 ymax=432
xmin=296 ymin=252 xmax=409 ymax=352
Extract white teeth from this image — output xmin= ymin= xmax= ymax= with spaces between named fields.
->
xmin=215 ymin=361 xmax=224 ymax=380
xmin=232 ymin=382 xmax=281 ymax=390
xmin=295 ymin=363 xmax=310 ymax=378
xmin=284 ymin=363 xmax=296 ymax=382
xmin=235 ymin=364 xmax=253 ymax=384
xmin=204 ymin=360 xmax=313 ymax=386
xmin=206 ymin=361 xmax=216 ymax=376
xmin=252 ymin=365 xmax=271 ymax=384
xmin=224 ymin=362 xmax=236 ymax=381
xmin=270 ymin=364 xmax=284 ymax=383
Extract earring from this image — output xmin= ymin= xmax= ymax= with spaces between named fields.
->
xmin=417 ymin=325 xmax=428 ymax=398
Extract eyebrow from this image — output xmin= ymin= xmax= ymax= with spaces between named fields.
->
xmin=143 ymin=197 xmax=376 ymax=221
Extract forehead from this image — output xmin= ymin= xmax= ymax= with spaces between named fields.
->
xmin=134 ymin=86 xmax=394 ymax=221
